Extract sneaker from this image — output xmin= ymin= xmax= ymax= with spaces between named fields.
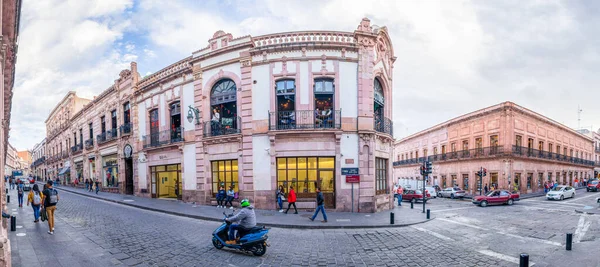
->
xmin=309 ymin=218 xmax=314 ymax=221
xmin=321 ymin=220 xmax=327 ymax=223
xmin=294 ymin=212 xmax=298 ymax=214
xmin=52 ymin=228 xmax=55 ymax=231
xmin=229 ymin=207 xmax=233 ymax=210
xmin=217 ymin=205 xmax=220 ymax=208
xmin=47 ymin=231 xmax=53 ymax=235
xmin=279 ymin=209 xmax=284 ymax=213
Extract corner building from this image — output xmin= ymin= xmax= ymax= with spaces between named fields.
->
xmin=134 ymin=18 xmax=396 ymax=212
xmin=393 ymin=102 xmax=597 ymax=195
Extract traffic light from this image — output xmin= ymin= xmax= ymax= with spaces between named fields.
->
xmin=476 ymin=170 xmax=481 ymax=177
xmin=426 ymin=161 xmax=433 ymax=174
xmin=483 ymin=168 xmax=487 ymax=177
xmin=420 ymin=165 xmax=426 ymax=176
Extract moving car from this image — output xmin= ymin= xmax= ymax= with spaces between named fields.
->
xmin=587 ymin=179 xmax=600 ymax=192
xmin=402 ymin=189 xmax=430 ymax=203
xmin=425 ymin=187 xmax=438 ymax=198
xmin=546 ymin=185 xmax=575 ymax=200
xmin=23 ymin=181 xmax=31 ymax=191
xmin=472 ymin=190 xmax=520 ymax=207
xmin=438 ymin=187 xmax=466 ymax=199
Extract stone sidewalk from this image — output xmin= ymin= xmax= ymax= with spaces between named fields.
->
xmin=50 ymin=184 xmax=432 ymax=229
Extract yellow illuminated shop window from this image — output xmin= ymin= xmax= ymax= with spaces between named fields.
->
xmin=276 ymin=157 xmax=335 ymax=197
xmin=211 ymin=160 xmax=239 ymax=196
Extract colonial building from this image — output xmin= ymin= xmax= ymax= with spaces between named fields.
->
xmin=31 ymin=139 xmax=46 ymax=180
xmin=393 ymin=102 xmax=597 ymax=195
xmin=131 ymin=18 xmax=396 ymax=212
xmin=577 ymin=128 xmax=600 ymax=178
xmin=44 ymin=91 xmax=92 ymax=183
xmin=0 ymin=0 xmax=22 ymax=264
xmin=4 ymin=143 xmax=17 ymax=176
xmin=67 ymin=63 xmax=139 ymax=194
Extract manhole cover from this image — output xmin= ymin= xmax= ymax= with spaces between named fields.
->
xmin=16 ymin=233 xmax=26 ymax=237
xmin=16 ymin=226 xmax=22 ymax=229
xmin=123 ymin=199 xmax=134 ymax=202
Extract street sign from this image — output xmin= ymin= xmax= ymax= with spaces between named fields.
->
xmin=346 ymin=175 xmax=360 ymax=183
xmin=12 ymin=170 xmax=22 ymax=177
xmin=341 ymin=168 xmax=359 ymax=175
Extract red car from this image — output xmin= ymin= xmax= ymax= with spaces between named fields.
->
xmin=402 ymin=189 xmax=431 ymax=203
xmin=587 ymin=179 xmax=599 ymax=192
xmin=472 ymin=190 xmax=520 ymax=207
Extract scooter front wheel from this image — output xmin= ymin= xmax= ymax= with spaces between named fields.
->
xmin=212 ymin=237 xmax=224 ymax=249
xmin=251 ymin=242 xmax=267 ymax=256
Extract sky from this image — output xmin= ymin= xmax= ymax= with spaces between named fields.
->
xmin=9 ymin=0 xmax=600 ymax=150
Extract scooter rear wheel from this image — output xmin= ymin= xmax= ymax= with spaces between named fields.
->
xmin=212 ymin=237 xmax=224 ymax=249
xmin=252 ymin=242 xmax=267 ymax=256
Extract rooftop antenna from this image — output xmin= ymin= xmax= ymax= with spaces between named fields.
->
xmin=577 ymin=105 xmax=582 ymax=130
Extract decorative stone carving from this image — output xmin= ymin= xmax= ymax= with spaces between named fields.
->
xmin=359 ymin=133 xmax=372 ymax=142
xmin=341 ymin=48 xmax=346 ymax=58
xmin=356 ymin=17 xmax=372 ymax=32
xmin=193 ymin=64 xmax=202 ymax=80
xmin=301 ymin=48 xmax=306 ymax=57
xmin=240 ymin=59 xmax=251 ymax=68
xmin=262 ymin=51 xmax=268 ymax=62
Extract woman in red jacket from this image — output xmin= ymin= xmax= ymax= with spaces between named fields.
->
xmin=284 ymin=186 xmax=298 ymax=214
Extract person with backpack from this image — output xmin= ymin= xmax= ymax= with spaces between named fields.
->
xmin=27 ymin=184 xmax=44 ymax=222
xmin=41 ymin=180 xmax=59 ymax=234
xmin=17 ymin=180 xmax=25 ymax=208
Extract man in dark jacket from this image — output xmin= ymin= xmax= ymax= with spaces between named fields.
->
xmin=309 ymin=187 xmax=327 ymax=223
xmin=225 ymin=199 xmax=256 ymax=244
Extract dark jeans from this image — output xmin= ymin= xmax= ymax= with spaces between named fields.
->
xmin=229 ymin=224 xmax=241 ymax=241
xmin=225 ymin=196 xmax=234 ymax=207
xmin=277 ymin=198 xmax=283 ymax=210
xmin=285 ymin=202 xmax=297 ymax=213
xmin=217 ymin=197 xmax=224 ymax=206
xmin=32 ymin=204 xmax=40 ymax=221
xmin=397 ymin=194 xmax=402 ymax=205
xmin=311 ymin=204 xmax=328 ymax=221
xmin=18 ymin=194 xmax=24 ymax=206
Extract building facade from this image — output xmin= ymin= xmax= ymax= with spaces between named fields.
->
xmin=0 ymin=0 xmax=22 ymax=264
xmin=44 ymin=92 xmax=92 ymax=183
xmin=577 ymin=128 xmax=600 ymax=178
xmin=16 ymin=150 xmax=30 ymax=176
xmin=31 ymin=139 xmax=46 ymax=180
xmin=393 ymin=102 xmax=597 ymax=195
xmin=4 ymin=143 xmax=17 ymax=177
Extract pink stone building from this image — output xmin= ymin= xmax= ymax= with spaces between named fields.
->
xmin=393 ymin=102 xmax=597 ymax=195
xmin=132 ymin=18 xmax=396 ymax=212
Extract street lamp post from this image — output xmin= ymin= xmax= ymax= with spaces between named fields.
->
xmin=187 ymin=106 xmax=201 ymax=125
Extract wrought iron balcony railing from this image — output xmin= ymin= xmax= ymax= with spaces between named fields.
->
xmin=98 ymin=129 xmax=118 ymax=144
xmin=85 ymin=138 xmax=94 ymax=150
xmin=374 ymin=116 xmax=393 ymax=136
xmin=71 ymin=143 xmax=83 ymax=154
xmin=143 ymin=127 xmax=184 ymax=148
xmin=268 ymin=110 xmax=341 ymax=131
xmin=32 ymin=156 xmax=46 ymax=167
xmin=120 ymin=123 xmax=132 ymax=135
xmin=596 ymin=147 xmax=600 ymax=154
xmin=204 ymin=116 xmax=241 ymax=137
xmin=393 ymin=145 xmax=595 ymax=167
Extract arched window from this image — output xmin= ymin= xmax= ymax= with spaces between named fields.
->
xmin=276 ymin=79 xmax=296 ymax=129
xmin=314 ymin=78 xmax=334 ymax=128
xmin=374 ymin=78 xmax=385 ymax=133
xmin=209 ymin=79 xmax=238 ymax=136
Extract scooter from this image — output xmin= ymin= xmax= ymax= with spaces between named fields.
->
xmin=212 ymin=211 xmax=269 ymax=256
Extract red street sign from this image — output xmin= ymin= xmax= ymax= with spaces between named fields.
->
xmin=346 ymin=175 xmax=360 ymax=183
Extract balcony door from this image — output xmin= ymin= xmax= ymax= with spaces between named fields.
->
xmin=276 ymin=79 xmax=296 ymax=129
xmin=170 ymin=102 xmax=182 ymax=142
xmin=149 ymin=109 xmax=159 ymax=146
xmin=314 ymin=78 xmax=334 ymax=128
xmin=374 ymin=79 xmax=385 ymax=132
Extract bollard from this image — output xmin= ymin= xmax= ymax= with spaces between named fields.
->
xmin=519 ymin=253 xmax=529 ymax=267
xmin=10 ymin=216 xmax=16 ymax=232
xmin=390 ymin=212 xmax=395 ymax=225
xmin=7 ymin=195 xmax=9 ymax=203
xmin=427 ymin=209 xmax=431 ymax=219
xmin=566 ymin=233 xmax=573 ymax=251
xmin=5 ymin=188 xmax=7 ymax=194
xmin=410 ymin=202 xmax=414 ymax=209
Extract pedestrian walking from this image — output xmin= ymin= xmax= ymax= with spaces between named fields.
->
xmin=284 ymin=186 xmax=298 ymax=214
xmin=41 ymin=181 xmax=59 ymax=235
xmin=17 ymin=180 xmax=24 ymax=208
xmin=484 ymin=184 xmax=489 ymax=195
xmin=216 ymin=186 xmax=225 ymax=208
xmin=84 ymin=179 xmax=89 ymax=191
xmin=276 ymin=185 xmax=285 ymax=212
xmin=225 ymin=186 xmax=235 ymax=209
xmin=94 ymin=179 xmax=100 ymax=194
xmin=27 ymin=184 xmax=44 ymax=223
xmin=396 ymin=186 xmax=403 ymax=206
xmin=309 ymin=187 xmax=327 ymax=223
xmin=9 ymin=177 xmax=14 ymax=190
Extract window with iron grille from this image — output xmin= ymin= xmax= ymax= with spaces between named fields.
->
xmin=375 ymin=158 xmax=388 ymax=195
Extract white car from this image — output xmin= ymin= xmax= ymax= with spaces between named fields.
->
xmin=546 ymin=185 xmax=575 ymax=201
xmin=425 ymin=187 xmax=437 ymax=198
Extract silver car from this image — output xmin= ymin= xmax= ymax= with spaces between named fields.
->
xmin=546 ymin=185 xmax=575 ymax=201
xmin=438 ymin=187 xmax=466 ymax=199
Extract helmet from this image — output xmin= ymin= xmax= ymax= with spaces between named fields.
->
xmin=240 ymin=199 xmax=250 ymax=207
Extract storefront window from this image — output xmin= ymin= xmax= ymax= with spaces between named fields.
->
xmin=103 ymin=155 xmax=118 ymax=187
xmin=442 ymin=175 xmax=447 ymax=188
xmin=277 ymin=157 xmax=335 ymax=198
xmin=490 ymin=172 xmax=498 ymax=189
xmin=514 ymin=173 xmax=521 ymax=192
xmin=211 ymin=160 xmax=239 ymax=197
xmin=89 ymin=158 xmax=96 ymax=182
xmin=151 ymin=164 xmax=182 ymax=199
xmin=538 ymin=173 xmax=543 ymax=188
xmin=375 ymin=158 xmax=388 ymax=195
xmin=527 ymin=173 xmax=533 ymax=189
xmin=75 ymin=162 xmax=83 ymax=183
xmin=463 ymin=174 xmax=469 ymax=190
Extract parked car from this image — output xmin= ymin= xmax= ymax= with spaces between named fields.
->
xmin=438 ymin=187 xmax=466 ymax=199
xmin=23 ymin=181 xmax=31 ymax=191
xmin=546 ymin=185 xmax=575 ymax=200
xmin=587 ymin=179 xmax=600 ymax=192
xmin=472 ymin=190 xmax=520 ymax=207
xmin=425 ymin=187 xmax=438 ymax=198
xmin=403 ymin=189 xmax=430 ymax=203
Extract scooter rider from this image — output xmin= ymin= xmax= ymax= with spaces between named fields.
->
xmin=225 ymin=199 xmax=256 ymax=245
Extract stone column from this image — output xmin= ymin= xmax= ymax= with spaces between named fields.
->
xmin=239 ymin=53 xmax=254 ymax=202
xmin=192 ymin=63 xmax=208 ymax=204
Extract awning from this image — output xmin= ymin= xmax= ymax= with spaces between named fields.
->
xmin=58 ymin=167 xmax=70 ymax=176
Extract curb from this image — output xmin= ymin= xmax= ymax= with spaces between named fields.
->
xmin=53 ymin=185 xmax=434 ymax=229
xmin=575 ymin=209 xmax=599 ymax=215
